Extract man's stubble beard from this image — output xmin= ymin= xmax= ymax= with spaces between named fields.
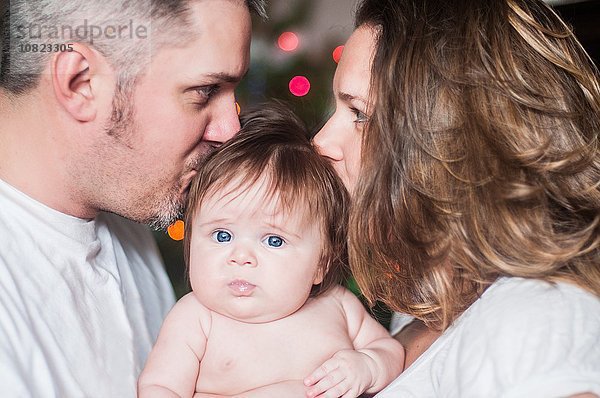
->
xmin=104 ymin=88 xmax=192 ymax=231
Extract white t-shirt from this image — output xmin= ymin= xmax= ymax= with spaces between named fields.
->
xmin=377 ymin=277 xmax=600 ymax=398
xmin=0 ymin=178 xmax=175 ymax=397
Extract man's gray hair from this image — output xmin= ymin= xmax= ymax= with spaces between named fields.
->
xmin=0 ymin=0 xmax=267 ymax=95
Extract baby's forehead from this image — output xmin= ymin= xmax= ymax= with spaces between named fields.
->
xmin=199 ymin=176 xmax=315 ymax=222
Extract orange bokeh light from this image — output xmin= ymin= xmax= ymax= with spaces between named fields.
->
xmin=332 ymin=45 xmax=344 ymax=63
xmin=236 ymin=101 xmax=241 ymax=115
xmin=278 ymin=31 xmax=299 ymax=52
xmin=167 ymin=220 xmax=185 ymax=241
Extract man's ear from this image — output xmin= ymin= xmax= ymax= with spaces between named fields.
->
xmin=51 ymin=43 xmax=107 ymax=122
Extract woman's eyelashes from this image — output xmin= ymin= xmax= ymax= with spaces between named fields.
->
xmin=350 ymin=107 xmax=369 ymax=124
xmin=210 ymin=230 xmax=286 ymax=248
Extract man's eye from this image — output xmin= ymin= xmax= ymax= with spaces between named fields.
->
xmin=194 ymin=85 xmax=219 ymax=104
xmin=212 ymin=229 xmax=232 ymax=243
xmin=263 ymin=235 xmax=285 ymax=248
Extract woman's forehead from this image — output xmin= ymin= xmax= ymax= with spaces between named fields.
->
xmin=334 ymin=26 xmax=376 ymax=102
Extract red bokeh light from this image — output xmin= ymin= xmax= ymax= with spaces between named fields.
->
xmin=278 ymin=32 xmax=299 ymax=52
xmin=289 ymin=76 xmax=311 ymax=97
xmin=332 ymin=45 xmax=344 ymax=63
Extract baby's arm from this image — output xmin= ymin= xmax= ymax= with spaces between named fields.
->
xmin=138 ymin=293 xmax=210 ymax=398
xmin=304 ymin=287 xmax=405 ymax=398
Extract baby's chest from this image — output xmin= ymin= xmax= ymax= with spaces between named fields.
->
xmin=197 ymin=307 xmax=354 ymax=394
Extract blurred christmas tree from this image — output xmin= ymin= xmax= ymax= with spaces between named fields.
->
xmin=237 ymin=0 xmax=349 ymax=132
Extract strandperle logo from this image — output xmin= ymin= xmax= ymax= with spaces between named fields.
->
xmin=14 ymin=19 xmax=149 ymax=45
xmin=5 ymin=0 xmax=152 ymax=59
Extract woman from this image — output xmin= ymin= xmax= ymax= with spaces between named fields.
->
xmin=314 ymin=0 xmax=600 ymax=396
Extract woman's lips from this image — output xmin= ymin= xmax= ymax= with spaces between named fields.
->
xmin=228 ymin=280 xmax=256 ymax=296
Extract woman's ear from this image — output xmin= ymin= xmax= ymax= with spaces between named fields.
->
xmin=51 ymin=43 xmax=104 ymax=122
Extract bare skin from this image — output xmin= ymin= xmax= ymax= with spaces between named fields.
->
xmin=139 ymin=287 xmax=404 ymax=398
xmin=139 ymin=181 xmax=404 ymax=398
xmin=393 ymin=320 xmax=441 ymax=369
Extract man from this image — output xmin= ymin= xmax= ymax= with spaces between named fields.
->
xmin=0 ymin=0 xmax=266 ymax=395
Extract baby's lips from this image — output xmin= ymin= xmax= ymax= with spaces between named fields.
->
xmin=228 ymin=279 xmax=256 ymax=296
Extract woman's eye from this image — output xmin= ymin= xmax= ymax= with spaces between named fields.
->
xmin=263 ymin=235 xmax=285 ymax=248
xmin=212 ymin=230 xmax=232 ymax=243
xmin=351 ymin=108 xmax=369 ymax=124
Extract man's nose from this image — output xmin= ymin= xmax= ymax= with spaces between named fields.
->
xmin=203 ymin=95 xmax=241 ymax=145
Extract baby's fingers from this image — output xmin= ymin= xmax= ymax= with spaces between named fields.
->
xmin=304 ymin=358 xmax=337 ymax=387
xmin=309 ymin=373 xmax=348 ymax=398
xmin=304 ymin=363 xmax=346 ymax=398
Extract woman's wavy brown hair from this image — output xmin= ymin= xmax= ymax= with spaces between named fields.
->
xmin=350 ymin=0 xmax=600 ymax=329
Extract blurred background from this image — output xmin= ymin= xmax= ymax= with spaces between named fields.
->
xmin=153 ymin=0 xmax=600 ymax=326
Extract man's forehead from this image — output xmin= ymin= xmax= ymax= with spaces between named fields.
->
xmin=186 ymin=0 xmax=251 ymax=28
xmin=174 ymin=1 xmax=251 ymax=66
xmin=143 ymin=1 xmax=251 ymax=83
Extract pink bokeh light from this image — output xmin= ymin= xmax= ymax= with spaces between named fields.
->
xmin=278 ymin=32 xmax=299 ymax=52
xmin=289 ymin=76 xmax=311 ymax=97
xmin=332 ymin=45 xmax=344 ymax=63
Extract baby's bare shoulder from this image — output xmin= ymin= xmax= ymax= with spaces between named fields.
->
xmin=324 ymin=284 xmax=366 ymax=308
xmin=176 ymin=292 xmax=210 ymax=312
xmin=321 ymin=284 xmax=353 ymax=300
xmin=303 ymin=285 xmax=364 ymax=318
xmin=171 ymin=292 xmax=213 ymax=334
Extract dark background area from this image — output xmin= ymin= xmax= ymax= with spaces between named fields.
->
xmin=555 ymin=0 xmax=600 ymax=65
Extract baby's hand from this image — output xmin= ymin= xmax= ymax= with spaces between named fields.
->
xmin=303 ymin=349 xmax=376 ymax=398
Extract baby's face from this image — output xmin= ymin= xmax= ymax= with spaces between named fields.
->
xmin=189 ymin=177 xmax=324 ymax=323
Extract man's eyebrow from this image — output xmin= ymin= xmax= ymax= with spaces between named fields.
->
xmin=338 ymin=91 xmax=367 ymax=106
xmin=204 ymin=71 xmax=248 ymax=84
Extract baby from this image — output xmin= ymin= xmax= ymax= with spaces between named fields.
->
xmin=138 ymin=104 xmax=404 ymax=398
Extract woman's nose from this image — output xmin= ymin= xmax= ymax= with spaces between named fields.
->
xmin=313 ymin=118 xmax=344 ymax=161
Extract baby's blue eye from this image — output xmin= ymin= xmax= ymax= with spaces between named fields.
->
xmin=212 ymin=230 xmax=232 ymax=243
xmin=264 ymin=235 xmax=285 ymax=248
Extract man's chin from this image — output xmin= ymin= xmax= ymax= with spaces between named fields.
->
xmin=146 ymin=213 xmax=180 ymax=231
xmin=144 ymin=199 xmax=184 ymax=231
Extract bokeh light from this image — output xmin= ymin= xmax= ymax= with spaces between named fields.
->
xmin=236 ymin=101 xmax=241 ymax=115
xmin=278 ymin=32 xmax=299 ymax=52
xmin=289 ymin=76 xmax=311 ymax=97
xmin=167 ymin=220 xmax=185 ymax=241
xmin=333 ymin=45 xmax=344 ymax=63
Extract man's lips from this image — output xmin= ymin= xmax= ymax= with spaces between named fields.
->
xmin=228 ymin=279 xmax=256 ymax=296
